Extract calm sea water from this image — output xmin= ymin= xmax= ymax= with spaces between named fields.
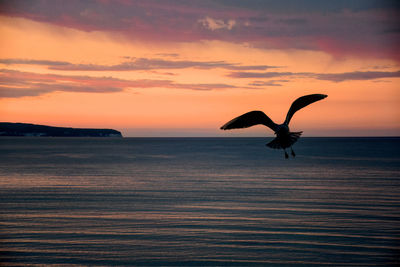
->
xmin=0 ymin=137 xmax=399 ymax=266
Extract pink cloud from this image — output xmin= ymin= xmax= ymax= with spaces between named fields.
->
xmin=0 ymin=1 xmax=399 ymax=61
xmin=0 ymin=69 xmax=238 ymax=98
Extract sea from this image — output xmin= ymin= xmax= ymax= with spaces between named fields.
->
xmin=0 ymin=137 xmax=399 ymax=266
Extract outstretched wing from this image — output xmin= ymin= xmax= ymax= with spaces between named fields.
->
xmin=220 ymin=111 xmax=277 ymax=132
xmin=284 ymin=94 xmax=327 ymax=125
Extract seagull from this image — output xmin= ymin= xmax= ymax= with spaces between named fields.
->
xmin=220 ymin=94 xmax=327 ymax=158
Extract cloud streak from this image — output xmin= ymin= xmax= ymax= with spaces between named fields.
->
xmin=248 ymin=80 xmax=290 ymax=87
xmin=0 ymin=58 xmax=278 ymax=71
xmin=0 ymin=58 xmax=70 ymax=66
xmin=314 ymin=71 xmax=400 ymax=82
xmin=0 ymin=69 xmax=238 ymax=98
xmin=229 ymin=70 xmax=400 ymax=82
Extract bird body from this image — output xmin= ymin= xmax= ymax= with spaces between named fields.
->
xmin=220 ymin=94 xmax=327 ymax=158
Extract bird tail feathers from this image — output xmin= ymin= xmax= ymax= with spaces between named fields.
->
xmin=266 ymin=131 xmax=302 ymax=149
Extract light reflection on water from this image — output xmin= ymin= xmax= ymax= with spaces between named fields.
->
xmin=0 ymin=137 xmax=399 ymax=266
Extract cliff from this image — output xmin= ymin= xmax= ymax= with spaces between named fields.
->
xmin=0 ymin=122 xmax=123 ymax=137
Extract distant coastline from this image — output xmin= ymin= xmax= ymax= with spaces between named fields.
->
xmin=0 ymin=122 xmax=123 ymax=137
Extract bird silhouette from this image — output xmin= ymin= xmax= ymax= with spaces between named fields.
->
xmin=220 ymin=94 xmax=327 ymax=158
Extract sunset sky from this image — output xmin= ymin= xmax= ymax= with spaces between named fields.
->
xmin=0 ymin=0 xmax=399 ymax=136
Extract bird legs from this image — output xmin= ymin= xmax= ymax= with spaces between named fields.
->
xmin=284 ymin=147 xmax=296 ymax=159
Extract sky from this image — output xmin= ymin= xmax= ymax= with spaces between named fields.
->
xmin=0 ymin=0 xmax=399 ymax=137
